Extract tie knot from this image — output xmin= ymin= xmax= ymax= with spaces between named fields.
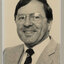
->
xmin=26 ymin=48 xmax=34 ymax=56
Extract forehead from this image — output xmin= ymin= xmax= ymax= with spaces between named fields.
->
xmin=17 ymin=0 xmax=45 ymax=16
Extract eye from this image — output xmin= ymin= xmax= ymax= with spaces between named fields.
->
xmin=35 ymin=16 xmax=40 ymax=19
xmin=34 ymin=16 xmax=40 ymax=20
xmin=18 ymin=16 xmax=25 ymax=20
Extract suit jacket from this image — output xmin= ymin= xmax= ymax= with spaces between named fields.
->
xmin=3 ymin=38 xmax=60 ymax=64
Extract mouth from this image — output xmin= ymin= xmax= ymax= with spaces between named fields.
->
xmin=22 ymin=29 xmax=37 ymax=37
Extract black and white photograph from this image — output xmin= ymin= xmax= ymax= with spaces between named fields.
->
xmin=3 ymin=0 xmax=61 ymax=64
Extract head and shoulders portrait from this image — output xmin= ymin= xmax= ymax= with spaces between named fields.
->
xmin=3 ymin=0 xmax=60 ymax=64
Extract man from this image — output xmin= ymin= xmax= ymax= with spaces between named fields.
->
xmin=4 ymin=0 xmax=60 ymax=64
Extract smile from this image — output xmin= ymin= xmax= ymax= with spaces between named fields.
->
xmin=23 ymin=29 xmax=37 ymax=32
xmin=23 ymin=30 xmax=36 ymax=37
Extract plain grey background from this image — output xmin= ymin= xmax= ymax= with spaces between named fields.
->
xmin=0 ymin=0 xmax=64 ymax=64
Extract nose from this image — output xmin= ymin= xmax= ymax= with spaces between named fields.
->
xmin=23 ymin=15 xmax=32 ymax=28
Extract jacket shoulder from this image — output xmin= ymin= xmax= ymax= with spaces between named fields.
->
xmin=4 ymin=44 xmax=24 ymax=54
xmin=3 ymin=44 xmax=24 ymax=64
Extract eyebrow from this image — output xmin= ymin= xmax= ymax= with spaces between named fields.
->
xmin=33 ymin=13 xmax=41 ymax=16
xmin=17 ymin=14 xmax=26 ymax=17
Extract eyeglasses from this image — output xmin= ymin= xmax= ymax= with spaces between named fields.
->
xmin=17 ymin=13 xmax=46 ymax=22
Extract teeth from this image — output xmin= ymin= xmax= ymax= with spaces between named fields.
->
xmin=25 ymin=31 xmax=33 ymax=33
xmin=24 ymin=31 xmax=34 ymax=37
xmin=23 ymin=30 xmax=36 ymax=33
xmin=23 ymin=30 xmax=32 ymax=32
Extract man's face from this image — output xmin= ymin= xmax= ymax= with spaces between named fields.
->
xmin=15 ymin=1 xmax=51 ymax=47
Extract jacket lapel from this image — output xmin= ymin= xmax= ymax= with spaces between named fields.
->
xmin=17 ymin=44 xmax=24 ymax=64
xmin=36 ymin=38 xmax=57 ymax=64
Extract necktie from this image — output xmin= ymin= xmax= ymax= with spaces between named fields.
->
xmin=24 ymin=48 xmax=34 ymax=64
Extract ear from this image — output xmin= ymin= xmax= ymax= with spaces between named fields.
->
xmin=48 ymin=21 xmax=52 ymax=32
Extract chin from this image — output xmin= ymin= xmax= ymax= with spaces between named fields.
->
xmin=24 ymin=42 xmax=36 ymax=48
xmin=23 ymin=40 xmax=35 ymax=44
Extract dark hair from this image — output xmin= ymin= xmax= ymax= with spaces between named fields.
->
xmin=14 ymin=0 xmax=53 ymax=22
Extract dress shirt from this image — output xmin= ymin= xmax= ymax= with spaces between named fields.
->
xmin=21 ymin=37 xmax=50 ymax=64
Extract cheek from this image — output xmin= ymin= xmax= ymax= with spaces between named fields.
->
xmin=41 ymin=22 xmax=48 ymax=35
xmin=16 ymin=22 xmax=24 ymax=29
xmin=33 ymin=18 xmax=48 ymax=29
xmin=38 ymin=20 xmax=48 ymax=34
xmin=33 ymin=21 xmax=43 ymax=29
xmin=17 ymin=27 xmax=24 ymax=39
